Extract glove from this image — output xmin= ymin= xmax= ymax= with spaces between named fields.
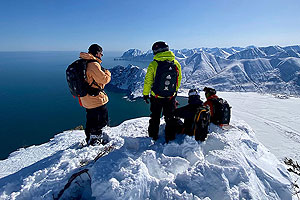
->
xmin=143 ymin=95 xmax=150 ymax=104
xmin=175 ymin=100 xmax=180 ymax=108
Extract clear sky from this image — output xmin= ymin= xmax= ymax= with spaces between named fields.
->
xmin=0 ymin=0 xmax=299 ymax=52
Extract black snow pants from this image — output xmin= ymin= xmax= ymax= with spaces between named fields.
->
xmin=174 ymin=104 xmax=199 ymax=136
xmin=85 ymin=104 xmax=108 ymax=143
xmin=148 ymin=95 xmax=176 ymax=143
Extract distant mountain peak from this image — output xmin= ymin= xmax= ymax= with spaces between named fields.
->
xmin=246 ymin=45 xmax=257 ymax=49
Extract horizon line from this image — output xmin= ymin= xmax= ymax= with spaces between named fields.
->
xmin=0 ymin=43 xmax=299 ymax=53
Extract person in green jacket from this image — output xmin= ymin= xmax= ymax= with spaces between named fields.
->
xmin=143 ymin=41 xmax=182 ymax=142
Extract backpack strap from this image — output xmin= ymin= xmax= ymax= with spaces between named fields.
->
xmin=175 ymin=64 xmax=179 ymax=88
xmin=90 ymin=79 xmax=106 ymax=95
xmin=85 ymin=59 xmax=107 ymax=95
xmin=207 ymin=98 xmax=218 ymax=116
xmin=193 ymin=109 xmax=206 ymax=136
xmin=192 ymin=107 xmax=201 ymax=133
xmin=78 ymin=96 xmax=83 ymax=107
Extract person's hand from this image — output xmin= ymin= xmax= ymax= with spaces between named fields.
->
xmin=105 ymin=69 xmax=111 ymax=76
xmin=143 ymin=95 xmax=150 ymax=104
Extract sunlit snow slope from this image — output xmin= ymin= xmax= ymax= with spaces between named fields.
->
xmin=0 ymin=117 xmax=293 ymax=200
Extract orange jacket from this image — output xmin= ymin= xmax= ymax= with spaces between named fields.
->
xmin=79 ymin=53 xmax=111 ymax=109
xmin=203 ymin=94 xmax=219 ymax=117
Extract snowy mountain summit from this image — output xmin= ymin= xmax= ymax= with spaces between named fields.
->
xmin=0 ymin=117 xmax=293 ymax=199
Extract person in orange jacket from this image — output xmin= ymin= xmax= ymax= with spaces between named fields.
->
xmin=79 ymin=44 xmax=111 ymax=145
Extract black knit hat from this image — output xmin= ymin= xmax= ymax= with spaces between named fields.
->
xmin=88 ymin=44 xmax=103 ymax=56
xmin=152 ymin=41 xmax=169 ymax=55
xmin=188 ymin=89 xmax=200 ymax=97
xmin=188 ymin=89 xmax=202 ymax=105
xmin=203 ymin=87 xmax=216 ymax=96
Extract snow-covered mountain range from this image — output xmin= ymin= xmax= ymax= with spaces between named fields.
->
xmin=110 ymin=45 xmax=300 ymax=97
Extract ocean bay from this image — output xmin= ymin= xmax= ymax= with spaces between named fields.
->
xmin=0 ymin=51 xmax=187 ymax=159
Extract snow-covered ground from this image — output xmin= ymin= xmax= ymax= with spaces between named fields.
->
xmin=178 ymin=90 xmax=300 ymax=163
xmin=0 ymin=119 xmax=294 ymax=199
xmin=0 ymin=92 xmax=299 ymax=199
xmin=221 ymin=92 xmax=300 ymax=163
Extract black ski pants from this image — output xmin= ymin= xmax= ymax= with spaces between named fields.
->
xmin=85 ymin=104 xmax=108 ymax=143
xmin=174 ymin=104 xmax=199 ymax=136
xmin=148 ymin=96 xmax=176 ymax=142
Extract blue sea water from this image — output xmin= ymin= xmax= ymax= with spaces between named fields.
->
xmin=0 ymin=51 xmax=188 ymax=160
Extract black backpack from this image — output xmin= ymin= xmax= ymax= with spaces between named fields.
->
xmin=151 ymin=60 xmax=179 ymax=97
xmin=192 ymin=106 xmax=210 ymax=141
xmin=66 ymin=59 xmax=101 ymax=97
xmin=210 ymin=98 xmax=231 ymax=125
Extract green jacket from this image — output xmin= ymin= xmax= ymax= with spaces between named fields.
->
xmin=143 ymin=51 xmax=182 ymax=97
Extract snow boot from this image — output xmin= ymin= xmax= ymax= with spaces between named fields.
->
xmin=88 ymin=133 xmax=109 ymax=146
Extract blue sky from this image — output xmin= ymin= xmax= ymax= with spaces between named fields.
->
xmin=0 ymin=0 xmax=299 ymax=52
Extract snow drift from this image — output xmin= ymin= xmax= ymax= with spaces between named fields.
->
xmin=0 ymin=117 xmax=293 ymax=199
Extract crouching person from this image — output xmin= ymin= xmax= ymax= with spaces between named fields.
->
xmin=203 ymin=87 xmax=231 ymax=126
xmin=174 ymin=89 xmax=210 ymax=141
